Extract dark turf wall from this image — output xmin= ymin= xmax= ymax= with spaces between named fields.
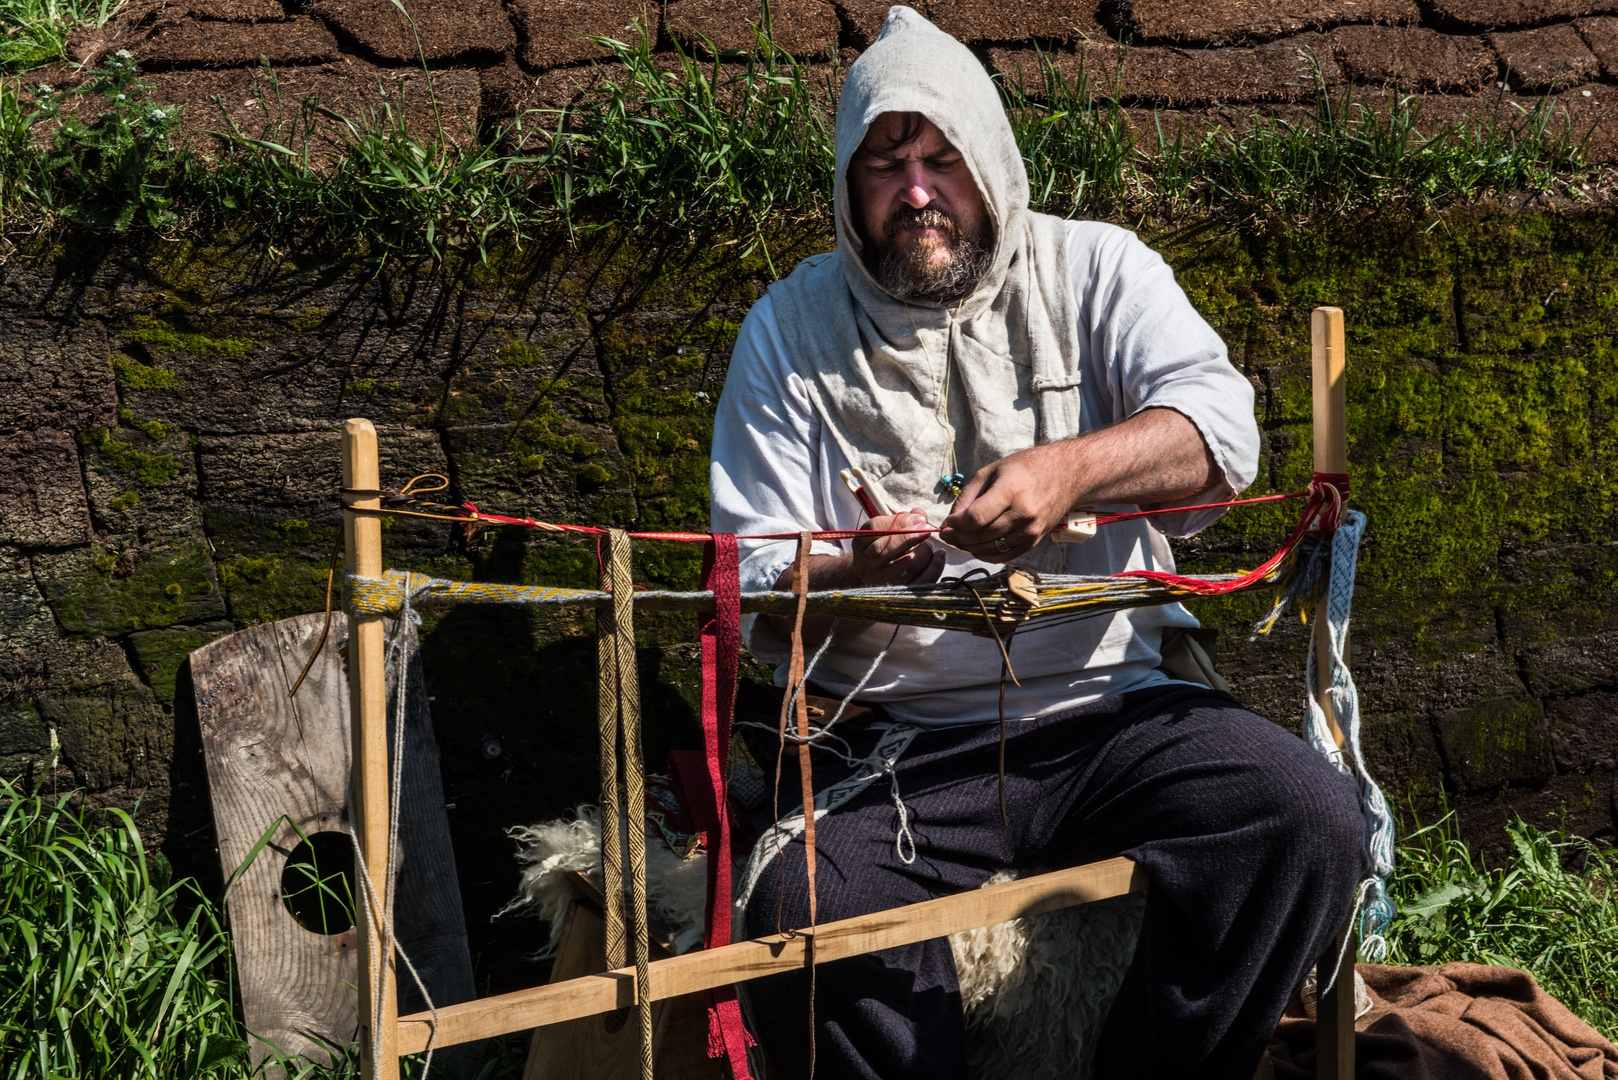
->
xmin=2 ymin=210 xmax=1614 ymax=984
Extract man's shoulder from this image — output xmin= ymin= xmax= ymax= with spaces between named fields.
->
xmin=1048 ymin=217 xmax=1172 ymax=304
xmin=765 ymin=250 xmax=840 ymax=306
xmin=1052 ymin=218 xmax=1152 ymax=266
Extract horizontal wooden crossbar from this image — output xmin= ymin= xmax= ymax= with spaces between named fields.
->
xmin=397 ymin=855 xmax=1147 ymax=1054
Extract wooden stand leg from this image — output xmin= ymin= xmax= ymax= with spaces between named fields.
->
xmin=344 ymin=418 xmax=399 ymax=1080
xmin=1309 ymin=308 xmax=1355 ymax=1080
xmin=1316 ymin=917 xmax=1358 ymax=1080
xmin=1310 ymin=306 xmax=1349 ymax=751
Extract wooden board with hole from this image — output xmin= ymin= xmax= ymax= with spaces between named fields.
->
xmin=191 ymin=611 xmax=476 ymax=1069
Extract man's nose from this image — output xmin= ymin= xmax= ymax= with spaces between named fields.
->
xmin=900 ymin=162 xmax=932 ymax=208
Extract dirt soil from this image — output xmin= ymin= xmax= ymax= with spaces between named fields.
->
xmin=34 ymin=0 xmax=1615 ymax=159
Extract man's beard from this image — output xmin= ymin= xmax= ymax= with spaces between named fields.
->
xmin=863 ymin=204 xmax=993 ymax=305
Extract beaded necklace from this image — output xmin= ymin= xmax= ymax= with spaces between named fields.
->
xmin=907 ymin=299 xmax=969 ymax=498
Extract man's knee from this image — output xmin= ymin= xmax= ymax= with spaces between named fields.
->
xmin=1271 ymin=753 xmax=1369 ymax=891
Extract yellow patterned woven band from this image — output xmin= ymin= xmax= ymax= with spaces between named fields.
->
xmin=341 ymin=566 xmax=1271 ymax=635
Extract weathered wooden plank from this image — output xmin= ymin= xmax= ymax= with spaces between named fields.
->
xmin=193 ymin=611 xmax=476 ymax=1068
xmin=401 ymin=856 xmax=1146 ymax=1054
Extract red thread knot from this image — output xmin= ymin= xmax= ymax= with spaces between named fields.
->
xmin=1308 ymin=472 xmax=1351 ymax=533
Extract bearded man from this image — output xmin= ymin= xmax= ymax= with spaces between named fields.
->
xmin=708 ymin=9 xmax=1366 ymax=1079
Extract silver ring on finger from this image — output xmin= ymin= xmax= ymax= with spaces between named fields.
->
xmin=993 ymin=536 xmax=1010 ymax=553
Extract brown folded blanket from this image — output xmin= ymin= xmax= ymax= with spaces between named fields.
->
xmin=1266 ymin=963 xmax=1618 ymax=1079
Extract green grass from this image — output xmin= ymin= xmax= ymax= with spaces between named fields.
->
xmin=0 ymin=0 xmax=120 ymax=73
xmin=0 ymin=778 xmax=249 ymax=1077
xmin=0 ymin=778 xmax=527 ymax=1079
xmin=0 ymin=23 xmax=1605 ymax=263
xmin=1385 ymin=813 xmax=1618 ymax=1039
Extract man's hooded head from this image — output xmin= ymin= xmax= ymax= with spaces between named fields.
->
xmin=834 ymin=7 xmax=1030 ymax=309
xmin=763 ymin=6 xmax=1083 ymax=519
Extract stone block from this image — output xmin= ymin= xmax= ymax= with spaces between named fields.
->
xmin=444 ymin=420 xmax=636 ymax=534
xmin=1578 ymin=16 xmax=1618 ymax=77
xmin=196 ymin=427 xmax=447 ymax=523
xmin=1450 ymin=769 xmax=1618 ymax=865
xmin=1331 ymin=25 xmax=1496 ymax=92
xmin=128 ymin=624 xmax=232 ymax=705
xmin=0 ymin=548 xmax=59 ymax=647
xmin=1489 ymin=24 xmax=1602 ymax=90
xmin=508 ymin=0 xmax=658 ymax=69
xmin=32 ymin=533 xmax=226 ymax=637
xmin=926 ymin=0 xmax=1104 ymax=44
xmin=24 ymin=639 xmax=170 ymax=789
xmin=438 ymin=322 xmax=602 ymax=428
xmin=1516 ymin=631 xmax=1618 ymax=697
xmin=306 ymin=0 xmax=514 ymax=64
xmin=1425 ymin=0 xmax=1618 ymax=31
xmin=122 ymin=14 xmax=339 ymax=69
xmin=0 ymin=701 xmax=52 ymax=779
xmin=1496 ymin=542 xmax=1618 ymax=643
xmin=665 ymin=0 xmax=838 ymax=57
xmin=833 ymin=0 xmax=894 ymax=46
xmin=993 ymin=32 xmax=1340 ymax=105
xmin=0 ymin=323 xmax=118 ymax=434
xmin=1546 ymin=690 xmax=1618 ymax=772
xmin=147 ymin=61 xmax=480 ymax=163
xmin=66 ymin=0 xmax=291 ymax=67
xmin=0 ymin=430 xmax=91 ymax=548
xmin=103 ymin=269 xmax=475 ymax=435
xmin=81 ymin=427 xmax=202 ymax=540
xmin=1111 ymin=0 xmax=1419 ymax=47
xmin=1557 ymin=82 xmax=1618 ymax=163
xmin=1437 ymin=694 xmax=1552 ymax=791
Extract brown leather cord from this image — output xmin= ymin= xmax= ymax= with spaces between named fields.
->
xmin=286 ymin=533 xmax=343 ymax=699
xmin=946 ymin=569 xmax=1027 ymax=829
xmin=772 ymin=533 xmax=818 ymax=1077
xmin=998 ymin=653 xmax=1009 ymax=828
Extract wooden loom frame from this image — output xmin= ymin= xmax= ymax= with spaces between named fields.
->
xmin=340 ymin=306 xmax=1359 ymax=1079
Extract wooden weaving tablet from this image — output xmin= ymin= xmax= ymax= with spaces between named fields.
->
xmin=191 ymin=612 xmax=476 ymax=1070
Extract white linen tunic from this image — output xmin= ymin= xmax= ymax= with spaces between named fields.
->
xmin=710 ymin=221 xmax=1261 ymax=727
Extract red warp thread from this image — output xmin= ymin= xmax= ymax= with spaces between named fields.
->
xmin=1119 ymin=473 xmax=1350 ymax=595
xmin=400 ymin=482 xmax=1333 ymax=545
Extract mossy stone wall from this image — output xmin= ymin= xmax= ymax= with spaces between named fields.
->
xmin=1 ymin=212 xmax=1613 ymax=981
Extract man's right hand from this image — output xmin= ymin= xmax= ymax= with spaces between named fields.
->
xmin=773 ymin=509 xmax=945 ymax=594
xmin=851 ymin=510 xmax=947 ymax=587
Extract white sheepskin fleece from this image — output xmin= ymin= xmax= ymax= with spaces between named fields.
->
xmin=506 ymin=812 xmax=1145 ymax=1079
xmin=499 ymin=805 xmax=711 ymax=956
xmin=951 ymin=871 xmax=1146 ymax=1080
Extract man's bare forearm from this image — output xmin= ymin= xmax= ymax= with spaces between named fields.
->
xmin=1050 ymin=406 xmax=1219 ymax=510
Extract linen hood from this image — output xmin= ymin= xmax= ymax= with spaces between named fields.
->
xmin=765 ymin=5 xmax=1085 ymax=527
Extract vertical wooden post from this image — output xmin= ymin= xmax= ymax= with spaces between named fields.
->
xmin=1310 ymin=309 xmax=1356 ymax=1080
xmin=343 ymin=418 xmax=399 ymax=1080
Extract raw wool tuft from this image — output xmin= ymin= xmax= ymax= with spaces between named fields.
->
xmin=500 ymin=805 xmax=709 ymax=956
xmin=951 ymin=870 xmax=1146 ymax=1080
xmin=507 ymin=814 xmax=1146 ymax=1077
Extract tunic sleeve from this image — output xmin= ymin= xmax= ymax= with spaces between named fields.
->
xmin=1070 ymin=222 xmax=1261 ymax=538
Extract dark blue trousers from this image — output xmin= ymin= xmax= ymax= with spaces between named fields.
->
xmin=742 ymin=684 xmax=1367 ymax=1080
